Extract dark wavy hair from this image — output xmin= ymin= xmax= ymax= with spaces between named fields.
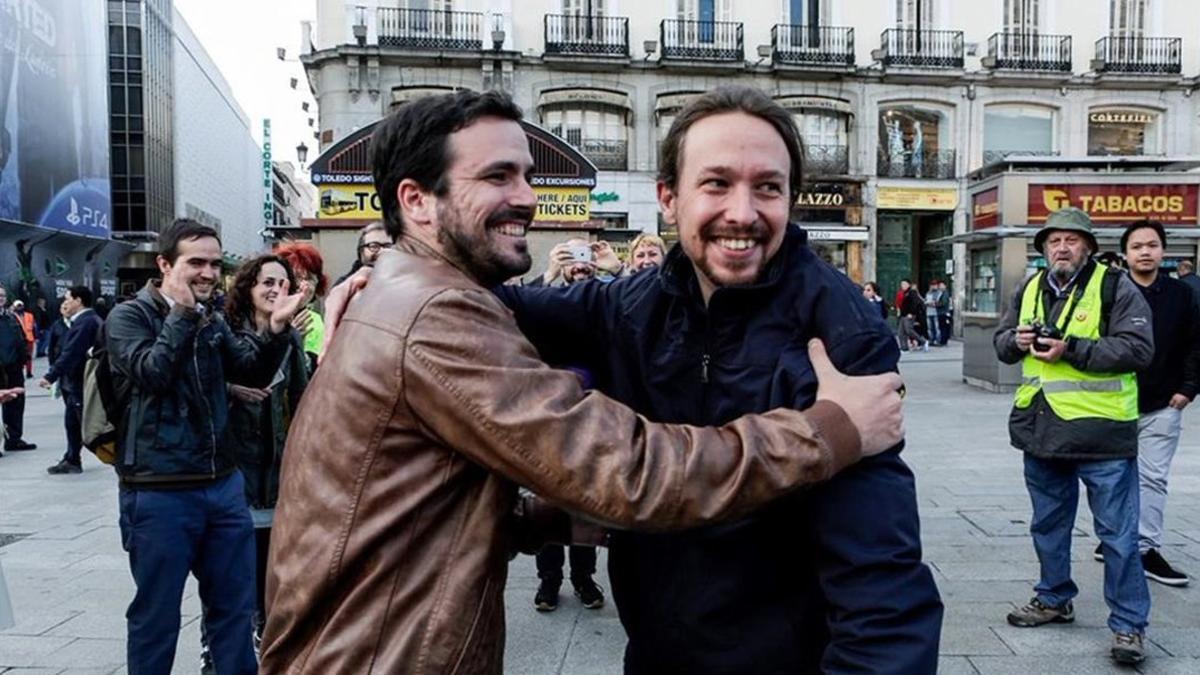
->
xmin=224 ymin=255 xmax=296 ymax=330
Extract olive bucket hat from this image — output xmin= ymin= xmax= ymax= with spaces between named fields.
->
xmin=1034 ymin=206 xmax=1098 ymax=254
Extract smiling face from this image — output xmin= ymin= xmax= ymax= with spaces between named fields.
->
xmin=1124 ymin=226 xmax=1164 ymax=276
xmin=430 ymin=117 xmax=536 ymax=287
xmin=658 ymin=112 xmax=790 ymax=302
xmin=158 ymin=235 xmax=223 ymax=302
xmin=250 ymin=262 xmax=290 ymax=317
xmin=631 ymin=242 xmax=664 ymax=272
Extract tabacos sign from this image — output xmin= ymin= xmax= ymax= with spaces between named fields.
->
xmin=1029 ymin=184 xmax=1199 ymax=225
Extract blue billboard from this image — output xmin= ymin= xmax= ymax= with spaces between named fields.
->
xmin=0 ymin=0 xmax=112 ymax=237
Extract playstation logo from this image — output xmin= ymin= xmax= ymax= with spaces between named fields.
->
xmin=66 ymin=197 xmax=81 ymax=226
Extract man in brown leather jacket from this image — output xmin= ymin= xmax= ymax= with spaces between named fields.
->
xmin=260 ymin=90 xmax=904 ymax=674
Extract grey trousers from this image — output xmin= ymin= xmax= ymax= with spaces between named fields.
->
xmin=1137 ymin=406 xmax=1183 ymax=553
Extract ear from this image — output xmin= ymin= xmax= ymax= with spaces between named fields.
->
xmin=156 ymin=255 xmax=172 ymax=277
xmin=656 ymin=181 xmax=678 ymax=226
xmin=398 ymin=178 xmax=436 ymax=231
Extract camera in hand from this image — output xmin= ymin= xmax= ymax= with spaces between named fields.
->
xmin=1029 ymin=321 xmax=1062 ymax=352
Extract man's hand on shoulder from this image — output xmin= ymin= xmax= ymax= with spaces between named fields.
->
xmin=809 ymin=339 xmax=904 ymax=456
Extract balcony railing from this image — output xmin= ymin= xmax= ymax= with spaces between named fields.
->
xmin=804 ymin=144 xmax=850 ymax=176
xmin=877 ymin=28 xmax=963 ymax=68
xmin=1094 ymin=36 xmax=1181 ymax=74
xmin=660 ymin=19 xmax=743 ymax=61
xmin=377 ymin=7 xmax=483 ymax=51
xmin=544 ymin=14 xmax=629 ymax=56
xmin=877 ymin=149 xmax=957 ymax=179
xmin=986 ymin=32 xmax=1071 ymax=72
xmin=982 ymin=149 xmax=1060 ymax=166
xmin=578 ymin=139 xmax=628 ymax=171
xmin=771 ymin=25 xmax=854 ymax=66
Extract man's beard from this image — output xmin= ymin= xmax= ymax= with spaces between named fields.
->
xmin=1051 ymin=258 xmax=1080 ymax=283
xmin=437 ymin=203 xmax=533 ymax=287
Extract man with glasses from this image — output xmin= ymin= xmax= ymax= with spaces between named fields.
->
xmin=336 ymin=221 xmax=393 ymax=285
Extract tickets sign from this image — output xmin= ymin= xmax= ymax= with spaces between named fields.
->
xmin=1028 ymin=184 xmax=1199 ymax=225
xmin=535 ymin=188 xmax=590 ymax=222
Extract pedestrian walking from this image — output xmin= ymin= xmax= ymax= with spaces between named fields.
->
xmin=40 ymin=286 xmax=102 ymax=475
xmin=32 ymin=297 xmax=52 ymax=357
xmin=898 ymin=280 xmax=929 ymax=352
xmin=924 ymin=281 xmax=942 ymax=345
xmin=1176 ymin=259 xmax=1200 ymax=300
xmin=994 ymin=207 xmax=1154 ymax=665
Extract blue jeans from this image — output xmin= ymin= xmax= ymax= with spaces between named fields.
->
xmin=118 ymin=472 xmax=257 ymax=675
xmin=1023 ymin=454 xmax=1150 ymax=635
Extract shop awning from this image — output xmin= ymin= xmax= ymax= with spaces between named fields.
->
xmin=936 ymin=225 xmax=1200 ymax=245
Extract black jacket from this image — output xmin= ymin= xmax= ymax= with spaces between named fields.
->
xmin=1178 ymin=271 xmax=1200 ymax=301
xmin=498 ymin=225 xmax=943 ymax=674
xmin=45 ymin=309 xmax=102 ymax=397
xmin=1135 ymin=272 xmax=1200 ymax=412
xmin=0 ymin=310 xmax=27 ymax=367
xmin=106 ymin=281 xmax=287 ymax=488
xmin=47 ymin=318 xmax=69 ymax=366
xmin=222 ymin=324 xmax=309 ymax=510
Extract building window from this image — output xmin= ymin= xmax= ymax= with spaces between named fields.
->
xmin=542 ymin=103 xmax=628 ymax=171
xmin=878 ymin=105 xmax=952 ymax=177
xmin=792 ymin=109 xmax=849 ymax=175
xmin=1087 ymin=108 xmax=1160 ymax=155
xmin=677 ymin=0 xmax=732 ymax=22
xmin=784 ymin=0 xmax=827 ymax=25
xmin=1110 ymin=0 xmax=1149 ymax=37
xmin=969 ymin=247 xmax=999 ymax=313
xmin=983 ymin=104 xmax=1054 ymax=164
xmin=1004 ymin=0 xmax=1041 ymax=32
xmin=895 ymin=0 xmax=934 ymax=29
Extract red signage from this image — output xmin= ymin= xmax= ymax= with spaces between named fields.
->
xmin=1028 ymin=184 xmax=1199 ymax=225
xmin=972 ymin=188 xmax=999 ymax=230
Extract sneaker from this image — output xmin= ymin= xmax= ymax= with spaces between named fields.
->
xmin=1142 ymin=549 xmax=1189 ymax=587
xmin=1111 ymin=631 xmax=1146 ymax=664
xmin=1006 ymin=597 xmax=1074 ymax=627
xmin=534 ymin=579 xmax=560 ymax=612
xmin=46 ymin=461 xmax=82 ymax=475
xmin=5 ymin=440 xmax=36 ymax=451
xmin=572 ymin=577 xmax=605 ymax=609
xmin=1094 ymin=543 xmax=1104 ymax=562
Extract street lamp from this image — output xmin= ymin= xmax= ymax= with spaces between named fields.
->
xmin=296 ymin=142 xmax=308 ymax=166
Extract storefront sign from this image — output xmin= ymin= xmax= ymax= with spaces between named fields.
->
xmin=591 ymin=191 xmax=620 ymax=204
xmin=802 ymin=227 xmax=869 ymax=241
xmin=1029 ymin=184 xmax=1199 ymax=224
xmin=539 ymin=89 xmax=631 ymax=110
xmin=262 ymin=119 xmax=273 ymax=227
xmin=797 ymin=182 xmax=860 ymax=208
xmin=536 ymin=188 xmax=591 ymax=222
xmin=972 ymin=188 xmax=999 ymax=229
xmin=877 ymin=187 xmax=958 ymax=211
xmin=775 ymin=96 xmax=854 ymax=115
xmin=1089 ymin=111 xmax=1155 ymax=124
xmin=318 ymin=185 xmax=381 ymax=219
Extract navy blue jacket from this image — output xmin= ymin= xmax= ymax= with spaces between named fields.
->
xmin=44 ymin=309 xmax=102 ymax=397
xmin=106 ymin=282 xmax=286 ymax=488
xmin=0 ymin=311 xmax=26 ymax=367
xmin=498 ymin=225 xmax=942 ymax=674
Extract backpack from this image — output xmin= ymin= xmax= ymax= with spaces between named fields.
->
xmin=81 ymin=304 xmax=147 ymax=464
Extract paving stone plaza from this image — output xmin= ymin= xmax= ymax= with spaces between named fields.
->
xmin=2 ymin=346 xmax=1199 ymax=674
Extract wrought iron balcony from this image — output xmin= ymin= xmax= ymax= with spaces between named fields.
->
xmin=660 ymin=19 xmax=743 ymax=61
xmin=578 ymin=139 xmax=628 ymax=171
xmin=544 ymin=14 xmax=629 ymax=56
xmin=982 ymin=149 xmax=1060 ymax=166
xmin=771 ymin=25 xmax=854 ymax=66
xmin=804 ymin=144 xmax=850 ymax=176
xmin=877 ymin=28 xmax=963 ymax=68
xmin=377 ymin=7 xmax=483 ymax=51
xmin=985 ymin=32 xmax=1071 ymax=72
xmin=1093 ymin=36 xmax=1181 ymax=74
xmin=877 ymin=149 xmax=957 ymax=179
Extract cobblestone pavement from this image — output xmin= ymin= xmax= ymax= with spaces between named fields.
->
xmin=2 ymin=345 xmax=1199 ymax=673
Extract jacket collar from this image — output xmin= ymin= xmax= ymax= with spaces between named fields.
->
xmin=386 ymin=233 xmax=485 ymax=288
xmin=658 ymin=223 xmax=805 ymax=303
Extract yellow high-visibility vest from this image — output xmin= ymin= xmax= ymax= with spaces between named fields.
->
xmin=1013 ymin=264 xmax=1138 ymax=422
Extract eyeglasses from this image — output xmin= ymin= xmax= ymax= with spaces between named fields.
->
xmin=360 ymin=242 xmax=387 ymax=253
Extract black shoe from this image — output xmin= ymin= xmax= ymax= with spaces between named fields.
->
xmin=46 ymin=460 xmax=82 ymax=475
xmin=6 ymin=440 xmax=35 ymax=451
xmin=1142 ymin=549 xmax=1189 ymax=587
xmin=534 ymin=579 xmax=560 ymax=612
xmin=572 ymin=577 xmax=605 ymax=609
xmin=1094 ymin=543 xmax=1104 ymax=562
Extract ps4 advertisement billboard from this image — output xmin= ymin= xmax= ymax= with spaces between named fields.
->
xmin=0 ymin=0 xmax=112 ymax=238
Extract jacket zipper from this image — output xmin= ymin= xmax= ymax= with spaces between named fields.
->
xmin=700 ymin=354 xmax=710 ymax=383
xmin=194 ymin=331 xmax=217 ymax=477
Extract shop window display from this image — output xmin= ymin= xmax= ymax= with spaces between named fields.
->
xmin=1087 ymin=109 xmax=1160 ymax=156
xmin=969 ymin=247 xmax=999 ymax=313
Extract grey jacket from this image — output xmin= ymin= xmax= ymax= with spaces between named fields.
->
xmin=994 ymin=261 xmax=1154 ymax=460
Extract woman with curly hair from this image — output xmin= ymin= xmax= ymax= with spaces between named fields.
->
xmin=273 ymin=243 xmax=329 ymax=366
xmin=220 ymin=254 xmax=311 ymax=652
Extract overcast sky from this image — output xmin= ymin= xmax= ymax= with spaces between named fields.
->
xmin=175 ymin=0 xmax=318 ymax=180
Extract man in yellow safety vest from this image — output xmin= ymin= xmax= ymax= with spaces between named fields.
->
xmin=993 ymin=207 xmax=1155 ymax=665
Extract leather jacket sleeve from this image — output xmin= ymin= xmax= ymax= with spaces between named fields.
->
xmin=403 ymin=288 xmax=863 ymax=531
xmin=107 ymin=303 xmax=201 ymax=395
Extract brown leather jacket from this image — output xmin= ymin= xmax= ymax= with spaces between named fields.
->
xmin=261 ymin=235 xmax=862 ymax=674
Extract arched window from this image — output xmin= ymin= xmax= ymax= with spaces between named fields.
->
xmin=1087 ymin=107 xmax=1161 ymax=155
xmin=983 ymin=104 xmax=1055 ymax=165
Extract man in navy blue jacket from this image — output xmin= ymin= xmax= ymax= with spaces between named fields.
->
xmin=498 ymin=87 xmax=943 ymax=673
xmin=42 ymin=286 xmax=103 ymax=474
